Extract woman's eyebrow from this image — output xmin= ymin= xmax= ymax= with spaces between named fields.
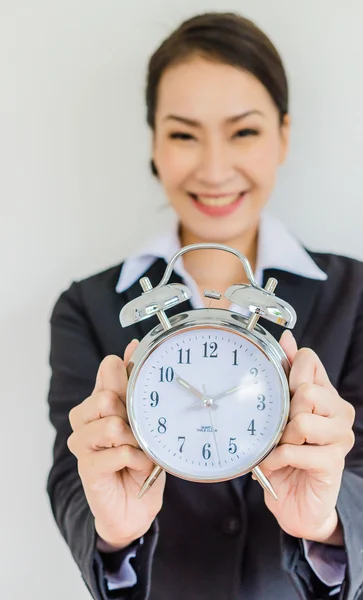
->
xmin=163 ymin=110 xmax=265 ymax=127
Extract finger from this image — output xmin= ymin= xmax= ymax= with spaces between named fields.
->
xmin=261 ymin=443 xmax=345 ymax=477
xmin=69 ymin=389 xmax=128 ymax=431
xmin=124 ymin=339 xmax=139 ymax=367
xmin=289 ymin=347 xmax=334 ymax=394
xmin=68 ymin=415 xmax=138 ymax=455
xmin=93 ymin=355 xmax=128 ymax=399
xmin=279 ymin=330 xmax=298 ymax=365
xmin=289 ymin=382 xmax=341 ymax=420
xmin=79 ymin=444 xmax=154 ymax=480
xmin=280 ymin=412 xmax=354 ymax=449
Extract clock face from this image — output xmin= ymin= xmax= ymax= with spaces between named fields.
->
xmin=129 ymin=326 xmax=288 ymax=481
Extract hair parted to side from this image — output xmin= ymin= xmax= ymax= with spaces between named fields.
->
xmin=147 ymin=12 xmax=289 ymax=177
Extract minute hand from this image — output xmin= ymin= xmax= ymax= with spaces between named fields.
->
xmin=213 ymin=381 xmax=258 ymax=401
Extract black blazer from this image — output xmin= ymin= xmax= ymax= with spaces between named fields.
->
xmin=47 ymin=250 xmax=363 ymax=600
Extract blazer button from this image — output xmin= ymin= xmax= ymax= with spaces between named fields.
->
xmin=222 ymin=517 xmax=241 ymax=535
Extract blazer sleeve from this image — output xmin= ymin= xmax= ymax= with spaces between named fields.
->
xmin=46 ymin=281 xmax=158 ymax=599
xmin=282 ymin=290 xmax=363 ymax=600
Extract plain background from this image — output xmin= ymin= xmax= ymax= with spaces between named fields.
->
xmin=1 ymin=1 xmax=363 ymax=598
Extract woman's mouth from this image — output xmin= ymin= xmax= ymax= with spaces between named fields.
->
xmin=188 ymin=191 xmax=247 ymax=217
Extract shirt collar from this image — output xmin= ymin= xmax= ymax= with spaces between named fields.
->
xmin=115 ymin=209 xmax=327 ymax=294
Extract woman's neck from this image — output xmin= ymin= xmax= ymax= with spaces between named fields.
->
xmin=179 ymin=223 xmax=259 ymax=290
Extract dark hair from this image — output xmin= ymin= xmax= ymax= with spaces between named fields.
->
xmin=147 ymin=12 xmax=289 ymax=175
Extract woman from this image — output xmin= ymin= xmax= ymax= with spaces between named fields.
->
xmin=47 ymin=12 xmax=363 ymax=600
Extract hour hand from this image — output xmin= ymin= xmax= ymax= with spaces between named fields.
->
xmin=174 ymin=373 xmax=204 ymax=403
xmin=213 ymin=381 xmax=258 ymax=402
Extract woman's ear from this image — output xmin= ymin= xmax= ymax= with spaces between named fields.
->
xmin=151 ymin=133 xmax=159 ymax=178
xmin=279 ymin=113 xmax=291 ymax=165
xmin=150 ymin=159 xmax=159 ymax=177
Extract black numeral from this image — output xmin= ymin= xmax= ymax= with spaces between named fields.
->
xmin=247 ymin=419 xmax=256 ymax=436
xmin=232 ymin=349 xmax=238 ymax=366
xmin=159 ymin=366 xmax=174 ymax=382
xmin=158 ymin=417 xmax=167 ymax=434
xmin=150 ymin=391 xmax=159 ymax=407
xmin=177 ymin=348 xmax=191 ymax=364
xmin=202 ymin=442 xmax=211 ymax=460
xmin=178 ymin=436 xmax=186 ymax=453
xmin=250 ymin=368 xmax=258 ymax=378
xmin=257 ymin=394 xmax=266 ymax=411
xmin=203 ymin=342 xmax=218 ymax=358
xmin=228 ymin=437 xmax=237 ymax=454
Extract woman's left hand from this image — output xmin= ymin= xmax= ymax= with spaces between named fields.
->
xmin=259 ymin=330 xmax=356 ymax=545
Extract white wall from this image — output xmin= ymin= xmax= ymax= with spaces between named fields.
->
xmin=1 ymin=1 xmax=362 ymax=597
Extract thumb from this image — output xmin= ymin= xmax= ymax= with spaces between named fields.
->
xmin=279 ymin=329 xmax=298 ymax=365
xmin=93 ymin=354 xmax=128 ymax=402
xmin=124 ymin=338 xmax=139 ymax=367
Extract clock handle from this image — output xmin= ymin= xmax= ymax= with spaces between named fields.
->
xmin=157 ymin=242 xmax=260 ymax=289
xmin=137 ymin=464 xmax=164 ymax=499
xmin=252 ymin=466 xmax=278 ymax=500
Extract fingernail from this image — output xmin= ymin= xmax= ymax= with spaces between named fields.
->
xmin=282 ymin=330 xmax=293 ymax=340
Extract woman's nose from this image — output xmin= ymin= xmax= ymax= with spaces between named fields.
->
xmin=194 ymin=140 xmax=236 ymax=187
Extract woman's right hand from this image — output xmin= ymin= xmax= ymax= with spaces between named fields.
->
xmin=67 ymin=340 xmax=166 ymax=550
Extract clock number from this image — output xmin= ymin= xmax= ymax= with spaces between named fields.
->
xmin=159 ymin=366 xmax=174 ymax=382
xmin=202 ymin=442 xmax=211 ymax=460
xmin=178 ymin=436 xmax=186 ymax=453
xmin=247 ymin=419 xmax=256 ymax=436
xmin=250 ymin=368 xmax=258 ymax=378
xmin=203 ymin=342 xmax=218 ymax=358
xmin=177 ymin=348 xmax=191 ymax=364
xmin=150 ymin=391 xmax=159 ymax=407
xmin=257 ymin=394 xmax=266 ymax=411
xmin=228 ymin=437 xmax=237 ymax=454
xmin=158 ymin=417 xmax=167 ymax=434
xmin=232 ymin=349 xmax=238 ymax=366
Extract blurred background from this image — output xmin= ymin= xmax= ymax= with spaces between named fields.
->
xmin=1 ymin=0 xmax=362 ymax=597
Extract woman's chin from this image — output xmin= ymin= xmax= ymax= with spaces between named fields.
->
xmin=180 ymin=219 xmax=253 ymax=245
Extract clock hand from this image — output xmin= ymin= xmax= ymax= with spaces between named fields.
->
xmin=213 ymin=381 xmax=258 ymax=402
xmin=203 ymin=384 xmax=222 ymax=467
xmin=174 ymin=373 xmax=205 ymax=404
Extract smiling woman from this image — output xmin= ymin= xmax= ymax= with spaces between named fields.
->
xmin=149 ymin=31 xmax=289 ymax=244
xmin=47 ymin=11 xmax=363 ymax=600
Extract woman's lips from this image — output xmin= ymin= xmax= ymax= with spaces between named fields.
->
xmin=188 ymin=191 xmax=247 ymax=217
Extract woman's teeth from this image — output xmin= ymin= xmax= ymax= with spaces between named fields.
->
xmin=192 ymin=193 xmax=242 ymax=207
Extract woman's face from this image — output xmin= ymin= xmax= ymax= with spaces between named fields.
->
xmin=152 ymin=55 xmax=290 ymax=243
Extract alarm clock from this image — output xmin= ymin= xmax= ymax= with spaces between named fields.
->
xmin=119 ymin=243 xmax=296 ymax=500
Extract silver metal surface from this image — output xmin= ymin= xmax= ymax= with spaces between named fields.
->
xmin=120 ymin=243 xmax=296 ymax=330
xmin=246 ymin=278 xmax=278 ymax=332
xmin=252 ymin=465 xmax=278 ymax=500
xmin=126 ymin=308 xmax=291 ymax=485
xmin=204 ymin=290 xmax=222 ymax=300
xmin=139 ymin=276 xmax=171 ymax=331
xmin=226 ymin=283 xmax=296 ymax=328
xmin=137 ymin=464 xmax=163 ymax=499
xmin=119 ymin=283 xmax=191 ymax=326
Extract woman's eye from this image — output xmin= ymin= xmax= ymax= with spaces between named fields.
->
xmin=169 ymin=132 xmax=195 ymax=141
xmin=234 ymin=128 xmax=259 ymax=138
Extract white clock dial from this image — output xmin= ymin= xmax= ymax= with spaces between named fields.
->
xmin=129 ymin=326 xmax=287 ymax=481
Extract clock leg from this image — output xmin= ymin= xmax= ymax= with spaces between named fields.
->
xmin=138 ymin=464 xmax=164 ymax=499
xmin=252 ymin=466 xmax=278 ymax=500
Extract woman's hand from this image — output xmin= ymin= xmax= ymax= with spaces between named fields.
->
xmin=258 ymin=330 xmax=355 ymax=545
xmin=67 ymin=340 xmax=166 ymax=549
